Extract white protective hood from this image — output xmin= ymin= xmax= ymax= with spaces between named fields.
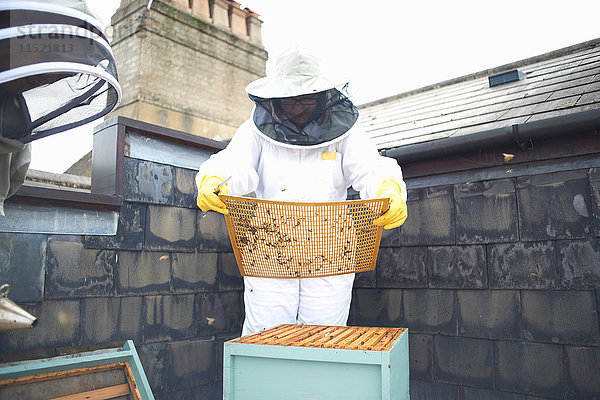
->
xmin=246 ymin=48 xmax=347 ymax=99
xmin=245 ymin=48 xmax=358 ymax=148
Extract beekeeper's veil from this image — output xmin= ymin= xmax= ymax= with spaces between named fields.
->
xmin=245 ymin=48 xmax=358 ymax=148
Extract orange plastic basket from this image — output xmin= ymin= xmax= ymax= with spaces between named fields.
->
xmin=220 ymin=195 xmax=389 ymax=278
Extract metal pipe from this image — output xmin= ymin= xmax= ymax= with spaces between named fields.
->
xmin=381 ymin=108 xmax=600 ymax=163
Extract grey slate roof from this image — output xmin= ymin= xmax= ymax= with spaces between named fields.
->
xmin=358 ymin=39 xmax=600 ymax=151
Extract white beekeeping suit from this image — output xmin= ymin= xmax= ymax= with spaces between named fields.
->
xmin=196 ymin=48 xmax=408 ymax=336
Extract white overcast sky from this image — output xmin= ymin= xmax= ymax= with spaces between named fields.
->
xmin=30 ymin=0 xmax=600 ymax=172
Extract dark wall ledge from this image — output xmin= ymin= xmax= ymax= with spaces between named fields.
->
xmin=0 ymin=116 xmax=226 ymax=235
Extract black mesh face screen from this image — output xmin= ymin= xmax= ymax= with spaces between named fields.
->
xmin=0 ymin=1 xmax=121 ymax=143
xmin=249 ymin=87 xmax=359 ymax=148
xmin=0 ymin=90 xmax=30 ymax=140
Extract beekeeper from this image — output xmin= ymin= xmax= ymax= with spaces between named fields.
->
xmin=196 ymin=48 xmax=407 ymax=336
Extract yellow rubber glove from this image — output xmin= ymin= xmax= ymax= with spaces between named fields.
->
xmin=373 ymin=180 xmax=407 ymax=229
xmin=197 ymin=175 xmax=230 ymax=215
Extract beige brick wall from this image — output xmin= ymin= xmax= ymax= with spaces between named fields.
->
xmin=110 ymin=0 xmax=267 ymax=141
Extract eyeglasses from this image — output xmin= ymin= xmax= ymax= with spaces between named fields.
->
xmin=280 ymin=97 xmax=318 ymax=106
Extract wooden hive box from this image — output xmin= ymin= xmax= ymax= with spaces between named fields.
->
xmin=223 ymin=324 xmax=409 ymax=400
xmin=0 ymin=340 xmax=154 ymax=400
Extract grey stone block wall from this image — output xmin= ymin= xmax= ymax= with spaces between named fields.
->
xmin=454 ymin=179 xmax=518 ymax=244
xmin=494 ymin=341 xmax=564 ymax=398
xmin=3 ymin=134 xmax=600 ymax=400
xmin=0 ymin=233 xmax=46 ymax=302
xmin=382 ymin=185 xmax=455 ymax=246
xmin=352 ymin=166 xmax=600 ymax=400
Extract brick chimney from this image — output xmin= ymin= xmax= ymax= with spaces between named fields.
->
xmin=109 ymin=0 xmax=267 ymax=141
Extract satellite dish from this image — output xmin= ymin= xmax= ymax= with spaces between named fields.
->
xmin=0 ymin=0 xmax=122 ymax=143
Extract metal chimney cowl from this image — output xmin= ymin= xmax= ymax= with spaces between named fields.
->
xmin=0 ymin=0 xmax=122 ymax=144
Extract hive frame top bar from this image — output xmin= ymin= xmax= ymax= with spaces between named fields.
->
xmin=231 ymin=324 xmax=407 ymax=352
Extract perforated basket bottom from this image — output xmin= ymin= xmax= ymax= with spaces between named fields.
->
xmin=220 ymin=195 xmax=389 ymax=278
xmin=232 ymin=324 xmax=406 ymax=352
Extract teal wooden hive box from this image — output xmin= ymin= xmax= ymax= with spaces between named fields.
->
xmin=0 ymin=340 xmax=154 ymax=399
xmin=223 ymin=324 xmax=409 ymax=400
